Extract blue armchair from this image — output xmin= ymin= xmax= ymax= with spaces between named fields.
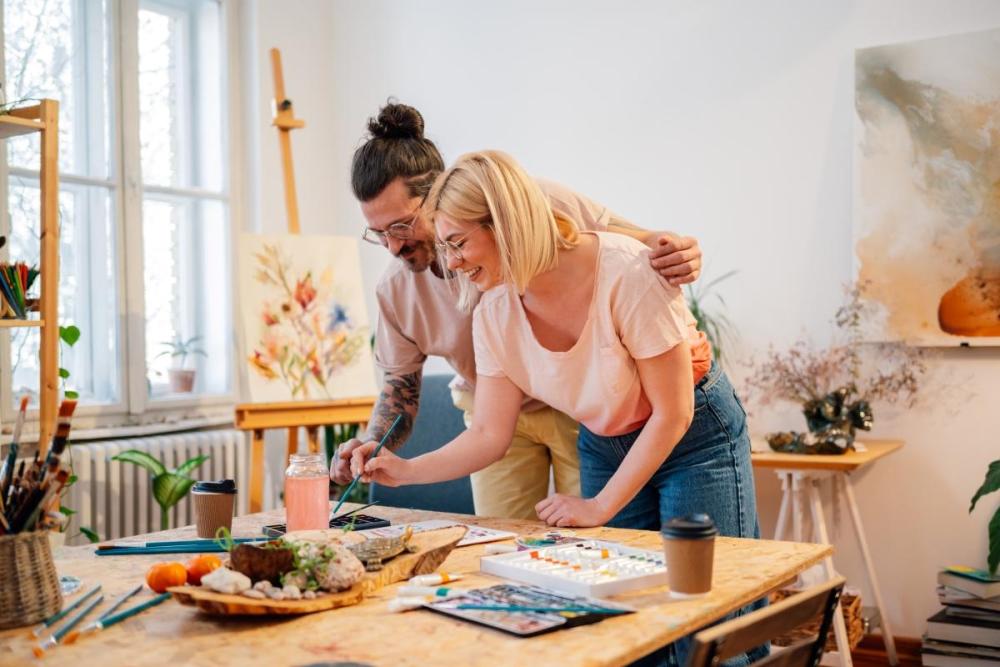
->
xmin=368 ymin=374 xmax=475 ymax=514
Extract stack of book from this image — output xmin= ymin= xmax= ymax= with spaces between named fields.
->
xmin=923 ymin=566 xmax=1000 ymax=666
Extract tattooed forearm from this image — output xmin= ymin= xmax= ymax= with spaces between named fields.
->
xmin=365 ymin=370 xmax=422 ymax=451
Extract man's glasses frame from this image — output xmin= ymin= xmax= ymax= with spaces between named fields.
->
xmin=361 ymin=196 xmax=426 ymax=246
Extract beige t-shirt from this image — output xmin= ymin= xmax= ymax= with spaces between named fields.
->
xmin=473 ymin=232 xmax=709 ymax=437
xmin=373 ymin=178 xmax=616 ymax=394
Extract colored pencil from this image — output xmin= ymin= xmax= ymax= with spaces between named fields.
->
xmin=331 ymin=414 xmax=402 ymax=517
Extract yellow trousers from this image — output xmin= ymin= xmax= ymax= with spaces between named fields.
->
xmin=451 ymin=388 xmax=580 ymax=520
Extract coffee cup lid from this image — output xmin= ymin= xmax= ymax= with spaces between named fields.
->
xmin=661 ymin=514 xmax=718 ymax=539
xmin=193 ymin=479 xmax=237 ymax=494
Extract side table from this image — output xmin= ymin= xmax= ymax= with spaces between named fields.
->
xmin=752 ymin=439 xmax=903 ymax=667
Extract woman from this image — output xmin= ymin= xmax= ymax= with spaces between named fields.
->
xmin=352 ymin=150 xmax=764 ymax=665
xmin=352 ymin=150 xmax=759 ymax=540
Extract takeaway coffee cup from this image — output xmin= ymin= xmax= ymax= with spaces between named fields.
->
xmin=661 ymin=513 xmax=718 ymax=598
xmin=192 ymin=479 xmax=237 ymax=539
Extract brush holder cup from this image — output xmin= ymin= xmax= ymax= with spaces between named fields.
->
xmin=0 ymin=531 xmax=63 ymax=629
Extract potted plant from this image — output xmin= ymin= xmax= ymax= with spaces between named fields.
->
xmin=111 ymin=449 xmax=209 ymax=531
xmin=157 ymin=335 xmax=207 ymax=393
xmin=970 ymin=458 xmax=1000 ymax=575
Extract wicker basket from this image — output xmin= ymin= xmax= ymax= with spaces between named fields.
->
xmin=770 ymin=588 xmax=863 ymax=652
xmin=0 ymin=531 xmax=63 ymax=629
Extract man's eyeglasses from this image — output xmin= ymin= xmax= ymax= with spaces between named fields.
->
xmin=361 ymin=198 xmax=425 ymax=246
xmin=434 ymin=224 xmax=487 ymax=263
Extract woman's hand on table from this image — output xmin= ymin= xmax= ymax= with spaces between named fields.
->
xmin=535 ymin=494 xmax=611 ymax=528
xmin=350 ymin=442 xmax=412 ymax=486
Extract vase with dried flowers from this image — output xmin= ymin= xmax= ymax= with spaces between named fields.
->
xmin=744 ymin=282 xmax=929 ymax=454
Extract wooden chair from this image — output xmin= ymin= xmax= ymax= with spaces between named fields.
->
xmin=685 ymin=576 xmax=846 ymax=667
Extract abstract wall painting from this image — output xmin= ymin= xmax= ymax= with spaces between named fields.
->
xmin=238 ymin=234 xmax=377 ymax=402
xmin=854 ymin=27 xmax=1000 ymax=345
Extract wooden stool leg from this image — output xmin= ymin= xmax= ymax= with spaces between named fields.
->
xmin=807 ymin=477 xmax=854 ymax=667
xmin=287 ymin=426 xmax=299 ymax=464
xmin=774 ymin=471 xmax=792 ymax=541
xmin=306 ymin=426 xmax=320 ymax=454
xmin=841 ymin=473 xmax=898 ymax=665
xmin=250 ymin=429 xmax=265 ymax=513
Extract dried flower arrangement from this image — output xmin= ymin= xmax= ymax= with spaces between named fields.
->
xmin=744 ymin=282 xmax=929 ymax=453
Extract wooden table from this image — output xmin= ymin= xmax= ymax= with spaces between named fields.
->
xmin=752 ymin=439 xmax=903 ymax=667
xmin=0 ymin=506 xmax=831 ymax=667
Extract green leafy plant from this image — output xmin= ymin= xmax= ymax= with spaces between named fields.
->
xmin=55 ymin=323 xmax=98 ymax=542
xmin=59 ymin=324 xmax=80 ymax=399
xmin=684 ymin=270 xmax=738 ymax=366
xmin=157 ymin=335 xmax=207 ymax=369
xmin=111 ymin=450 xmax=209 ymax=530
xmin=969 ymin=459 xmax=1000 ymax=575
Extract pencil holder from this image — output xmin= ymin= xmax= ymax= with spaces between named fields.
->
xmin=0 ymin=531 xmax=63 ymax=629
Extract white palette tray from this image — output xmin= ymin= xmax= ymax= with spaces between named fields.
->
xmin=480 ymin=539 xmax=668 ymax=597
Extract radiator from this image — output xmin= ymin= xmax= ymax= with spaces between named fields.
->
xmin=62 ymin=429 xmax=250 ymax=546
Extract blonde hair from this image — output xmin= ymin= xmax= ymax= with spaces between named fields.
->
xmin=424 ymin=150 xmax=578 ymax=311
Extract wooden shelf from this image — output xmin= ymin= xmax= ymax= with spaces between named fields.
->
xmin=0 ymin=99 xmax=58 ymax=452
xmin=0 ymin=319 xmax=44 ymax=329
xmin=0 ymin=113 xmax=44 ymax=139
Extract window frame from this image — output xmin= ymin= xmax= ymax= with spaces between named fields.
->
xmin=0 ymin=0 xmax=245 ymax=436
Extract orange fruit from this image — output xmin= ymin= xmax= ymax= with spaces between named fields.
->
xmin=146 ymin=561 xmax=188 ymax=593
xmin=185 ymin=554 xmax=222 ymax=585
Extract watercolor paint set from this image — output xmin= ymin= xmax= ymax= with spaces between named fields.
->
xmin=425 ymin=583 xmax=632 ymax=637
xmin=366 ymin=519 xmax=517 ymax=547
xmin=261 ymin=514 xmax=390 ymax=537
xmin=480 ymin=539 xmax=668 ymax=597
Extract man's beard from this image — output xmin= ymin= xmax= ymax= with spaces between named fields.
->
xmin=396 ymin=238 xmax=436 ymax=273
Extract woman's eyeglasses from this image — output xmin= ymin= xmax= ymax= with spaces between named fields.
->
xmin=434 ymin=224 xmax=487 ymax=263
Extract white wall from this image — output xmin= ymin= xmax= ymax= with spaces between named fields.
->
xmin=248 ymin=0 xmax=1000 ymax=636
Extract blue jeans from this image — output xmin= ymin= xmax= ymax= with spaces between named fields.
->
xmin=577 ymin=363 xmax=767 ymax=667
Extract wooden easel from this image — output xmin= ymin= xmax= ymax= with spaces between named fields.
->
xmin=234 ymin=49 xmax=376 ymax=513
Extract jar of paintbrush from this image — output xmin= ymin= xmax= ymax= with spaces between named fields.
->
xmin=0 ymin=399 xmax=79 ymax=628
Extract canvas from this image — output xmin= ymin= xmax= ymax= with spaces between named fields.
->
xmin=854 ymin=28 xmax=1000 ymax=345
xmin=237 ymin=234 xmax=377 ymax=402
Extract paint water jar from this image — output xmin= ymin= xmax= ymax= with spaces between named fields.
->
xmin=285 ymin=453 xmax=329 ymax=532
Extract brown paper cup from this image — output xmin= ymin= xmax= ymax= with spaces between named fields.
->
xmin=662 ymin=534 xmax=715 ymax=598
xmin=192 ymin=491 xmax=235 ymax=539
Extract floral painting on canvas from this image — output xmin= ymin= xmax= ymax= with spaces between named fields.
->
xmin=238 ymin=234 xmax=376 ymax=402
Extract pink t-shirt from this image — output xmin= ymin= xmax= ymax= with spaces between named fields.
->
xmin=473 ymin=232 xmax=710 ymax=436
xmin=373 ymin=178 xmax=616 ymax=393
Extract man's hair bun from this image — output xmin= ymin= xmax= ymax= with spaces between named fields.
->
xmin=368 ymin=103 xmax=424 ymax=140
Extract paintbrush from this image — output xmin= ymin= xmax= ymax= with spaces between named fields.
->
xmin=331 ymin=414 xmax=402 ymax=517
xmin=38 ymin=399 xmax=78 ymax=485
xmin=32 ymin=593 xmax=103 ymax=656
xmin=31 ymin=585 xmax=102 ymax=637
xmin=9 ymin=402 xmax=75 ymax=533
xmin=23 ymin=468 xmax=69 ymax=532
xmin=97 ymin=584 xmax=143 ymax=621
xmin=0 ymin=396 xmax=29 ymax=503
xmin=63 ymin=592 xmax=171 ymax=646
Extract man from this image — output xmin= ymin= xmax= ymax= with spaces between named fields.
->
xmin=330 ymin=102 xmax=703 ymax=519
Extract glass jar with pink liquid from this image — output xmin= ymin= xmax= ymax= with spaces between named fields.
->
xmin=284 ymin=453 xmax=329 ymax=532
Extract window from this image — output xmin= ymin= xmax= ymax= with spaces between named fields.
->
xmin=1 ymin=0 xmax=237 ymax=431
